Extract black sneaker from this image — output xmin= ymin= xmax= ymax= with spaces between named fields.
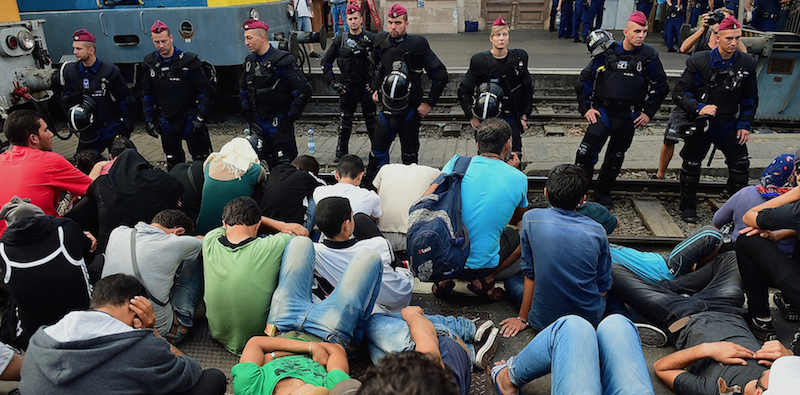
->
xmin=747 ymin=316 xmax=779 ymax=343
xmin=667 ymin=47 xmax=677 ymax=52
xmin=309 ymin=51 xmax=321 ymax=58
xmin=573 ymin=37 xmax=581 ymax=43
xmin=774 ymin=292 xmax=800 ymax=322
xmin=681 ymin=208 xmax=697 ymax=223
xmin=791 ymin=328 xmax=800 ymax=355
xmin=635 ymin=323 xmax=668 ymax=347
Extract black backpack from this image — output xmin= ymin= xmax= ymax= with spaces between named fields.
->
xmin=407 ymin=156 xmax=472 ymax=282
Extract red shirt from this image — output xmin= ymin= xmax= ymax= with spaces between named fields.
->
xmin=0 ymin=146 xmax=92 ymax=236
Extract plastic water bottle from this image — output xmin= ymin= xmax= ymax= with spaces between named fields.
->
xmin=307 ymin=127 xmax=316 ymax=154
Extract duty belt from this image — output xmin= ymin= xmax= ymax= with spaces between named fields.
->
xmin=759 ymin=10 xmax=780 ymax=21
xmin=597 ymin=99 xmax=637 ymax=113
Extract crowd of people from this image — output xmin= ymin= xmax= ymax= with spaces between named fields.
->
xmin=0 ymin=1 xmax=799 ymax=394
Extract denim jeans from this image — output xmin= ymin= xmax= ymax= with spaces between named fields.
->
xmin=170 ymin=256 xmax=204 ymax=343
xmin=268 ymin=237 xmax=382 ymax=346
xmin=506 ymin=314 xmax=654 ymax=395
xmin=364 ymin=313 xmax=477 ymax=364
xmin=330 ymin=2 xmax=348 ymax=35
xmin=611 ymin=249 xmax=744 ymax=333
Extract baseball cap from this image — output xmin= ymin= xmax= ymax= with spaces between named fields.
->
xmin=763 ymin=356 xmax=800 ymax=394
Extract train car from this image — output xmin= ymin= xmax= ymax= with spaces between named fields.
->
xmin=18 ymin=0 xmax=298 ymax=87
xmin=0 ymin=1 xmax=56 ymax=129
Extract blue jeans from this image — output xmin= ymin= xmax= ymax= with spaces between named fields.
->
xmin=170 ymin=256 xmax=204 ymax=343
xmin=506 ymin=314 xmax=654 ymax=395
xmin=365 ymin=313 xmax=477 ymax=364
xmin=268 ymin=237 xmax=382 ymax=346
xmin=330 ymin=2 xmax=348 ymax=35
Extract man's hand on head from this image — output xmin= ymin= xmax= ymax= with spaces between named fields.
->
xmin=130 ymin=296 xmax=156 ymax=329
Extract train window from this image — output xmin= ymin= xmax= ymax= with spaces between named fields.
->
xmin=179 ymin=21 xmax=194 ymax=40
xmin=113 ymin=35 xmax=140 ymax=46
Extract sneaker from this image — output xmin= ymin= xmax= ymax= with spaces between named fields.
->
xmin=594 ymin=192 xmax=614 ymax=210
xmin=774 ymin=292 xmax=800 ymax=322
xmin=667 ymin=47 xmax=677 ymax=52
xmin=474 ymin=319 xmax=495 ymax=343
xmin=475 ymin=328 xmax=500 ymax=370
xmin=635 ymin=323 xmax=668 ymax=347
xmin=309 ymin=51 xmax=321 ymax=58
xmin=747 ymin=316 xmax=779 ymax=343
xmin=791 ymin=328 xmax=800 ymax=355
xmin=574 ymin=37 xmax=581 ymax=43
xmin=681 ymin=208 xmax=697 ymax=223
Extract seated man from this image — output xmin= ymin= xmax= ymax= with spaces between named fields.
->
xmin=267 ymin=236 xmax=382 ymax=348
xmin=256 ymin=155 xmax=324 ymax=227
xmin=737 ymin=184 xmax=800 ymax=347
xmin=0 ymin=342 xmax=21 ymax=382
xmin=371 ymin=163 xmax=441 ymax=252
xmin=102 ymin=209 xmax=203 ymax=344
xmin=203 ymin=197 xmax=306 ymax=354
xmin=500 ymin=164 xmax=611 ymax=337
xmin=232 ymin=335 xmax=352 ymax=395
xmin=0 ymin=197 xmax=95 ymax=349
xmin=88 ymin=136 xmax=137 ymax=178
xmin=20 ymin=274 xmax=226 ymax=394
xmin=432 ymin=119 xmax=528 ymax=301
xmin=313 ymin=197 xmax=413 ymax=313
xmin=169 ymin=160 xmax=205 ymax=222
xmin=491 ymin=314 xmax=654 ymax=394
xmin=313 ymin=154 xmax=381 ymax=220
xmin=0 ymin=109 xmax=93 ymax=237
xmin=360 ymin=306 xmax=499 ymax=395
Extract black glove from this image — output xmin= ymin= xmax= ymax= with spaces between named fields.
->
xmin=192 ymin=117 xmax=208 ymax=135
xmin=145 ymin=121 xmax=160 ymax=138
xmin=121 ymin=118 xmax=134 ymax=138
xmin=330 ymin=81 xmax=347 ymax=95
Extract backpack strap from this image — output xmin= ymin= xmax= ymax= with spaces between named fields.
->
xmin=453 ymin=156 xmax=472 ymax=176
xmin=129 ymin=229 xmax=168 ymax=306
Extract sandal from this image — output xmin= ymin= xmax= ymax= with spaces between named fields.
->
xmin=165 ymin=313 xmax=189 ymax=344
xmin=432 ymin=279 xmax=455 ymax=298
xmin=490 ymin=360 xmax=509 ymax=395
xmin=468 ymin=278 xmax=505 ymax=302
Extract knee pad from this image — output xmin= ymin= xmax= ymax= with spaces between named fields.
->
xmin=729 ymin=156 xmax=750 ymax=174
xmin=681 ymin=160 xmax=702 ymax=176
xmin=575 ymin=142 xmax=599 ymax=166
xmin=371 ymin=150 xmax=390 ymax=168
xmin=340 ymin=112 xmax=354 ymax=126
xmin=604 ymin=151 xmax=625 ymax=172
xmin=728 ymin=156 xmax=750 ymax=193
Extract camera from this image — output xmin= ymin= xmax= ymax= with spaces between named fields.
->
xmin=706 ymin=9 xmax=726 ymax=26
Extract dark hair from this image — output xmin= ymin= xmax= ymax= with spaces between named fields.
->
xmin=4 ymin=109 xmax=43 ymax=146
xmin=109 ymin=137 xmax=137 ymax=159
xmin=358 ymin=351 xmax=458 ymax=395
xmin=545 ymin=164 xmax=589 ymax=210
xmin=152 ymin=209 xmax=195 ymax=234
xmin=90 ymin=274 xmax=148 ymax=309
xmin=72 ymin=149 xmax=106 ymax=174
xmin=474 ymin=118 xmax=511 ymax=155
xmin=292 ymin=155 xmax=320 ymax=175
xmin=221 ymin=196 xmax=262 ymax=226
xmin=336 ymin=154 xmax=365 ymax=179
xmin=314 ymin=197 xmax=352 ymax=238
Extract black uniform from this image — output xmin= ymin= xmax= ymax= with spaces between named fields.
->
xmin=458 ymin=49 xmax=534 ymax=153
xmin=142 ymin=47 xmax=215 ymax=170
xmin=62 ymin=60 xmax=135 ymax=154
xmin=673 ymin=48 xmax=758 ymax=218
xmin=239 ymin=46 xmax=313 ymax=169
xmin=321 ymin=28 xmax=378 ymax=160
xmin=368 ymin=32 xmax=448 ymax=177
xmin=574 ymin=41 xmax=669 ymax=203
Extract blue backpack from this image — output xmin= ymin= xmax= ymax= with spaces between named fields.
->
xmin=407 ymin=156 xmax=471 ymax=282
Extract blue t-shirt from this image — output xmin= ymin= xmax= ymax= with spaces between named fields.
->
xmin=441 ymin=155 xmax=528 ymax=270
xmin=439 ymin=336 xmax=471 ymax=395
xmin=609 ymin=245 xmax=674 ymax=283
xmin=520 ymin=208 xmax=612 ymax=330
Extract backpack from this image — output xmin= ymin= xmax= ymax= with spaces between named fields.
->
xmin=406 ymin=156 xmax=472 ymax=282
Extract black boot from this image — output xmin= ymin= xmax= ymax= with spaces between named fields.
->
xmin=335 ymin=113 xmax=353 ymax=163
xmin=680 ymin=163 xmax=700 ymax=223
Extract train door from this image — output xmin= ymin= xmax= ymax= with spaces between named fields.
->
xmin=482 ymin=0 xmax=547 ymax=29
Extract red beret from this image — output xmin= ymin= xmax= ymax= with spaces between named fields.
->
xmin=72 ymin=29 xmax=95 ymax=43
xmin=492 ymin=15 xmax=507 ymax=26
xmin=388 ymin=3 xmax=407 ymax=18
xmin=628 ymin=11 xmax=648 ymax=26
xmin=243 ymin=18 xmax=269 ymax=31
xmin=151 ymin=20 xmax=169 ymax=34
xmin=718 ymin=15 xmax=741 ymax=31
xmin=346 ymin=3 xmax=361 ymax=14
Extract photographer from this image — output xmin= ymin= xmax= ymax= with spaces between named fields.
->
xmin=680 ymin=8 xmax=746 ymax=54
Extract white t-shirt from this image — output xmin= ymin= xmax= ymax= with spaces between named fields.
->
xmin=313 ymin=183 xmax=382 ymax=218
xmin=294 ymin=0 xmax=312 ymax=18
xmin=372 ymin=163 xmax=441 ymax=234
xmin=313 ymin=236 xmax=413 ymax=313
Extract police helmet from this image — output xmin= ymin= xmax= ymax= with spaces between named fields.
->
xmin=586 ymin=29 xmax=615 ymax=57
xmin=472 ymin=82 xmax=504 ymax=120
xmin=244 ymin=127 xmax=267 ymax=160
xmin=381 ymin=61 xmax=412 ymax=112
xmin=676 ymin=115 xmax=712 ymax=138
xmin=67 ymin=97 xmax=96 ymax=132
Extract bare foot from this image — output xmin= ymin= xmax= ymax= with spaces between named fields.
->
xmin=492 ymin=360 xmax=520 ymax=395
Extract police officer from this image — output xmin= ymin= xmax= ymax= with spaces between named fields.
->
xmin=368 ymin=3 xmax=448 ymax=180
xmin=142 ymin=20 xmax=215 ymax=170
xmin=62 ymin=29 xmax=135 ymax=154
xmin=581 ymin=0 xmax=606 ymax=42
xmin=664 ymin=0 xmax=687 ymax=52
xmin=458 ymin=15 xmax=532 ymax=160
xmin=689 ymin=0 xmax=709 ymax=27
xmin=751 ymin=0 xmax=788 ymax=31
xmin=239 ymin=19 xmax=312 ymax=169
xmin=321 ymin=3 xmax=377 ymax=162
xmin=574 ymin=12 xmax=669 ymax=208
xmin=673 ymin=16 xmax=757 ymax=222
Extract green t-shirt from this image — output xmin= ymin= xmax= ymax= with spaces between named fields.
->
xmin=203 ymin=227 xmax=293 ymax=354
xmin=232 ymin=355 xmax=350 ymax=395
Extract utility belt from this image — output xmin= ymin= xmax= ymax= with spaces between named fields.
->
xmin=595 ymin=99 xmax=637 ymax=113
xmin=694 ymin=1 xmax=708 ymax=9
xmin=158 ymin=108 xmax=194 ymax=121
xmin=256 ymin=113 xmax=289 ymax=128
xmin=758 ymin=9 xmax=781 ymax=21
xmin=636 ymin=0 xmax=653 ymax=5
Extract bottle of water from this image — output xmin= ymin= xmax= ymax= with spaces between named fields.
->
xmin=307 ymin=127 xmax=316 ymax=154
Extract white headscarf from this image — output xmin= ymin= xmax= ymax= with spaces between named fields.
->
xmin=203 ymin=137 xmax=259 ymax=179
